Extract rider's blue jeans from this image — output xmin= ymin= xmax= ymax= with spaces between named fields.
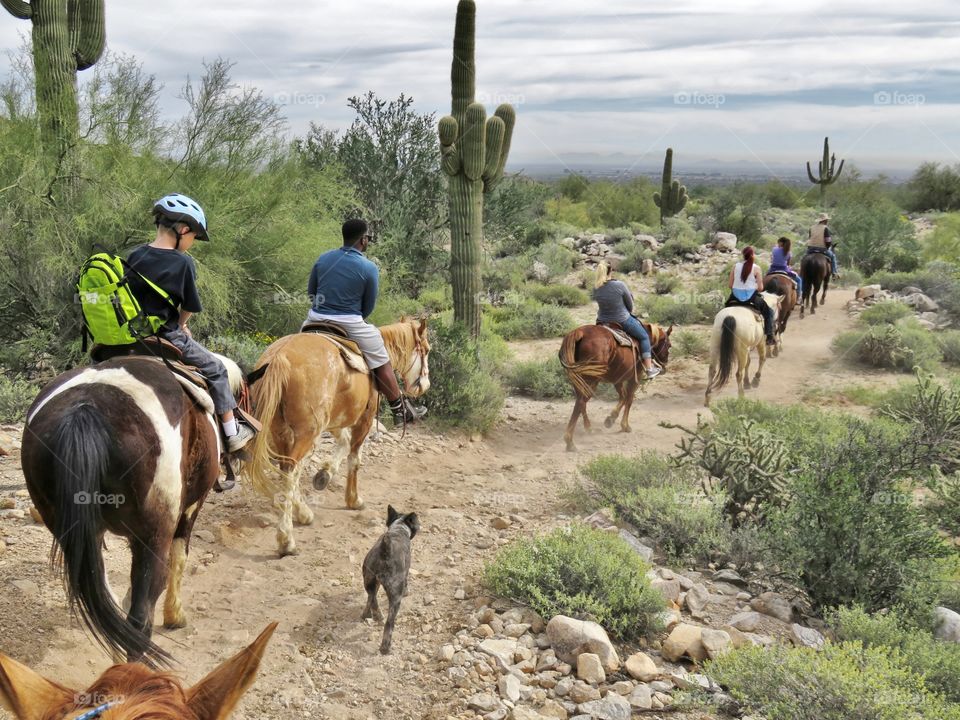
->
xmin=826 ymin=249 xmax=838 ymax=274
xmin=621 ymin=316 xmax=652 ymax=359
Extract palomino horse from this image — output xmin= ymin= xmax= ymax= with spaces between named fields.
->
xmin=0 ymin=622 xmax=276 ymax=720
xmin=704 ymin=293 xmax=782 ymax=406
xmin=559 ymin=322 xmax=672 ymax=452
xmin=21 ymin=354 xmax=244 ymax=665
xmin=244 ymin=318 xmax=430 ymax=557
xmin=764 ymin=272 xmax=798 ymax=338
xmin=800 ymin=250 xmax=831 ymax=317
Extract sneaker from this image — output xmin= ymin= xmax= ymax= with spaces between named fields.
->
xmin=392 ymin=397 xmax=428 ymax=426
xmin=645 ymin=366 xmax=661 ymax=380
xmin=226 ymin=423 xmax=256 ymax=453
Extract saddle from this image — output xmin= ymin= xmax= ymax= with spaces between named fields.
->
xmin=766 ymin=270 xmax=798 ymax=292
xmin=805 ymin=245 xmax=830 ymax=255
xmin=725 ymin=298 xmax=766 ymax=323
xmin=597 ymin=322 xmax=635 ymax=348
xmin=300 ymin=322 xmax=369 ymax=374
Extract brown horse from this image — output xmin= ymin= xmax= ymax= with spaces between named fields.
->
xmin=764 ymin=272 xmax=798 ymax=339
xmin=559 ymin=322 xmax=672 ymax=452
xmin=800 ymin=251 xmax=831 ymax=317
xmin=244 ymin=318 xmax=430 ymax=557
xmin=21 ymin=355 xmax=244 ymax=666
xmin=0 ymin=622 xmax=276 ymax=720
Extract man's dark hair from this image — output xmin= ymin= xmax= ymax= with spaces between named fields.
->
xmin=342 ymin=218 xmax=368 ymax=246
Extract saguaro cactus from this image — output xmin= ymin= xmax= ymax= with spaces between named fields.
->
xmin=806 ymin=136 xmax=844 ymax=206
xmin=1 ymin=0 xmax=106 ymax=155
xmin=439 ymin=0 xmax=515 ymax=338
xmin=653 ymin=148 xmax=687 ymax=225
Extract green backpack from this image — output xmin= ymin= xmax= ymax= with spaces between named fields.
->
xmin=77 ymin=252 xmax=173 ymax=347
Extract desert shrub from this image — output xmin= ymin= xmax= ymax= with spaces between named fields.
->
xmin=939 ymin=331 xmax=960 ymax=365
xmin=205 ymin=334 xmax=272 ymax=374
xmin=527 ymin=284 xmax=589 ymax=307
xmin=833 ymin=200 xmax=919 ymax=275
xmin=860 ymin=301 xmax=913 ymax=326
xmin=832 ymin=319 xmax=942 ymax=372
xmin=425 ymin=320 xmax=505 ymax=433
xmin=615 ymin=243 xmax=654 ymax=273
xmin=906 ymin=162 xmax=960 ymax=212
xmin=657 ymin=217 xmax=701 ymax=261
xmin=653 ymin=273 xmax=681 ymax=295
xmin=0 ymin=375 xmax=38 ymax=423
xmin=606 ymin=226 xmax=635 ymax=243
xmin=672 ymin=328 xmax=709 ymax=359
xmin=925 ymin=469 xmax=960 ymax=537
xmin=837 ymin=267 xmax=865 ymax=287
xmin=764 ymin=180 xmax=802 ymax=209
xmin=578 ymin=453 xmax=732 ymax=565
xmin=923 ymin=213 xmax=960 ymax=265
xmin=534 ymin=243 xmax=578 ymax=280
xmin=367 ymin=293 xmax=425 ymax=327
xmin=881 ymin=373 xmax=960 ymax=474
xmin=489 ymin=301 xmax=575 ymax=340
xmin=417 ymin=285 xmax=453 ymax=314
xmin=506 ymin=357 xmax=571 ymax=399
xmin=707 ymin=642 xmax=960 ymax=720
xmin=832 ymin=605 xmax=960 ymax=703
xmin=641 ymin=291 xmax=720 ymax=326
xmin=484 ymin=524 xmax=666 ymax=641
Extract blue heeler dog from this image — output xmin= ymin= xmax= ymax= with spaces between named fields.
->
xmin=362 ymin=505 xmax=420 ymax=654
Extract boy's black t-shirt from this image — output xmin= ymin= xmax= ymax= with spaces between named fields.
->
xmin=126 ymin=245 xmax=202 ymax=331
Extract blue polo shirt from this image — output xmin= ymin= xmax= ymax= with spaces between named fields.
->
xmin=307 ymin=246 xmax=379 ymax=319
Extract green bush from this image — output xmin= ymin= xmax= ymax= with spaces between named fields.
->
xmin=832 ymin=605 xmax=960 ymax=703
xmin=205 ymin=334 xmax=272 ymax=374
xmin=615 ymin=243 xmax=654 ymax=273
xmin=578 ymin=453 xmax=732 ymax=565
xmin=417 ymin=285 xmax=453 ymax=314
xmin=860 ymin=301 xmax=913 ymax=326
xmin=906 ymin=162 xmax=960 ymax=212
xmin=527 ymin=284 xmax=589 ymax=307
xmin=506 ymin=357 xmax=572 ymax=399
xmin=923 ymin=213 xmax=960 ymax=264
xmin=484 ymin=524 xmax=666 ymax=641
xmin=881 ymin=373 xmax=960 ymax=475
xmin=832 ymin=319 xmax=942 ymax=372
xmin=0 ymin=375 xmax=38 ymax=423
xmin=425 ymin=320 xmax=505 ymax=434
xmin=672 ymin=328 xmax=710 ymax=359
xmin=925 ymin=469 xmax=960 ymax=537
xmin=534 ymin=243 xmax=578 ymax=281
xmin=653 ymin=273 xmax=681 ymax=295
xmin=641 ymin=291 xmax=721 ymax=326
xmin=833 ymin=200 xmax=919 ymax=275
xmin=707 ymin=642 xmax=960 ymax=720
xmin=939 ymin=331 xmax=960 ymax=365
xmin=489 ymin=301 xmax=576 ymax=340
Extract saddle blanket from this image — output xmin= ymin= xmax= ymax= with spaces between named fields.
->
xmin=302 ymin=330 xmax=369 ymax=374
xmin=767 ymin=270 xmax=798 ymax=292
xmin=600 ymin=325 xmax=634 ymax=347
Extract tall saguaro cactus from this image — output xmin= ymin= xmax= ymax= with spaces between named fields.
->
xmin=653 ymin=147 xmax=687 ymax=226
xmin=1 ymin=0 xmax=106 ymax=155
xmin=806 ymin=136 xmax=844 ymax=206
xmin=439 ymin=0 xmax=515 ymax=338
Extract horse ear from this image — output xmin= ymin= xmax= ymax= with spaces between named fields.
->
xmin=186 ymin=623 xmax=277 ymax=720
xmin=667 ymin=324 xmax=674 ymax=336
xmin=399 ymin=314 xmax=409 ymax=323
xmin=418 ymin=317 xmax=428 ymax=334
xmin=0 ymin=652 xmax=74 ymax=720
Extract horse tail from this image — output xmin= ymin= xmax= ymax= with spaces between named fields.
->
xmin=559 ymin=327 xmax=605 ymax=398
xmin=244 ymin=352 xmax=292 ymax=498
xmin=717 ymin=315 xmax=737 ymax=389
xmin=49 ymin=403 xmax=170 ymax=666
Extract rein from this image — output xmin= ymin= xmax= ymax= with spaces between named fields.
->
xmin=73 ymin=701 xmax=119 ymax=719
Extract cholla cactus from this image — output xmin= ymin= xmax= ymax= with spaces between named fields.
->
xmin=1 ymin=0 xmax=106 ymax=154
xmin=806 ymin=136 xmax=845 ymax=206
xmin=653 ymin=148 xmax=688 ymax=226
xmin=439 ymin=0 xmax=515 ymax=337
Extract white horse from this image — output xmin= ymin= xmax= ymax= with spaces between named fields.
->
xmin=704 ymin=293 xmax=782 ymax=407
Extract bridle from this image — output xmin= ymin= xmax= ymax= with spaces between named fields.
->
xmin=402 ymin=334 xmax=430 ymax=392
xmin=72 ymin=701 xmax=118 ymax=719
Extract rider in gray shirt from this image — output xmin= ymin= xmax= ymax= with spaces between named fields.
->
xmin=592 ymin=262 xmax=660 ymax=379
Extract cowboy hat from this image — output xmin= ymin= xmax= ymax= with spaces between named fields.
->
xmin=817 ymin=213 xmax=830 ymax=222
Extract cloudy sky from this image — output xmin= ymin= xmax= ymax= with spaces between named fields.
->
xmin=1 ymin=0 xmax=957 ymax=176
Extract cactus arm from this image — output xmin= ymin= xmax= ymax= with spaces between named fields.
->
xmin=461 ymin=102 xmax=486 ymax=181
xmin=832 ymin=157 xmax=844 ymax=182
xmin=483 ymin=103 xmax=514 ymax=191
xmin=481 ymin=115 xmax=504 ymax=183
xmin=0 ymin=0 xmax=31 ymax=19
xmin=653 ymin=192 xmax=662 ymax=208
xmin=439 ymin=115 xmax=461 ymax=175
xmin=806 ymin=160 xmax=819 ymax=184
xmin=70 ymin=0 xmax=105 ymax=71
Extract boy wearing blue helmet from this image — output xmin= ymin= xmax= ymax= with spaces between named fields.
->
xmin=127 ymin=193 xmax=255 ymax=454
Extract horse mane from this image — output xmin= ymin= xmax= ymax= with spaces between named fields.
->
xmin=380 ymin=321 xmax=415 ymax=372
xmin=42 ymin=665 xmax=196 ymax=720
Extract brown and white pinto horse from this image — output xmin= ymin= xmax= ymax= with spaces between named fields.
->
xmin=244 ymin=318 xmax=430 ymax=557
xmin=21 ymin=355 xmax=243 ymax=666
xmin=558 ymin=322 xmax=672 ymax=452
xmin=0 ymin=622 xmax=276 ymax=720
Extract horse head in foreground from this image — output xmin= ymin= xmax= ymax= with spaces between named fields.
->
xmin=0 ymin=623 xmax=276 ymax=720
xmin=704 ymin=293 xmax=782 ymax=406
xmin=559 ymin=321 xmax=672 ymax=452
xmin=21 ymin=352 xmax=247 ymax=666
xmin=244 ymin=317 xmax=431 ymax=557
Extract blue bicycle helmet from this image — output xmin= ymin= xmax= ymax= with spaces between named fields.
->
xmin=152 ymin=193 xmax=210 ymax=241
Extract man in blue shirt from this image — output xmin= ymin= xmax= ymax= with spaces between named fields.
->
xmin=305 ymin=219 xmax=426 ymax=425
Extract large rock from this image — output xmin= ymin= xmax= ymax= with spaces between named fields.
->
xmin=577 ymin=693 xmax=632 ymax=720
xmin=934 ymin=606 xmax=960 ymax=643
xmin=498 ymin=674 xmax=522 ymax=703
xmin=618 ymin=529 xmax=654 ymax=562
xmin=479 ymin=638 xmax=520 ymax=671
xmin=902 ymin=292 xmax=939 ymax=313
xmin=791 ymin=623 xmax=826 ymax=649
xmin=468 ymin=693 xmax=501 ymax=713
xmin=701 ymin=628 xmax=732 ymax=659
xmin=856 ymin=284 xmax=882 ymax=300
xmin=531 ymin=261 xmax=550 ymax=282
xmin=568 ymin=680 xmax=601 ymax=704
xmin=636 ymin=234 xmax=660 ymax=251
xmin=511 ymin=708 xmax=550 ymax=720
xmin=722 ymin=625 xmax=751 ymax=649
xmin=546 ymin=616 xmax=620 ymax=672
xmin=728 ymin=611 xmax=762 ymax=632
xmin=661 ymin=623 xmax=707 ymax=663
xmin=750 ymin=592 xmax=794 ymax=623
xmin=712 ymin=232 xmax=738 ymax=252
xmin=624 ymin=652 xmax=658 ymax=682
xmin=576 ymin=653 xmax=605 ymax=684
xmin=684 ymin=583 xmax=711 ymax=618
xmin=651 ymin=578 xmax=681 ymax=603
xmin=628 ymin=683 xmax=652 ymax=709
xmin=640 ymin=258 xmax=655 ymax=276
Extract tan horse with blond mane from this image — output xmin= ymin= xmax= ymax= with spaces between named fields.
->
xmin=243 ymin=318 xmax=430 ymax=556
xmin=0 ymin=623 xmax=276 ymax=720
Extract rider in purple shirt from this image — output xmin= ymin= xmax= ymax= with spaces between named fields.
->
xmin=768 ymin=237 xmax=803 ymax=296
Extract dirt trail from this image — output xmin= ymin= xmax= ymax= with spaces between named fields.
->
xmin=0 ymin=287 xmax=896 ymax=719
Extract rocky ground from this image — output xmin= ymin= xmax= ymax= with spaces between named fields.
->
xmin=0 ymin=283 xmax=908 ymax=720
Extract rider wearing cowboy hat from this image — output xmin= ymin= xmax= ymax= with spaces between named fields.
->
xmin=808 ymin=212 xmax=840 ymax=280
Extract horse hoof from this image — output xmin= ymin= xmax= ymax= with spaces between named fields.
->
xmin=295 ymin=506 xmax=314 ymax=526
xmin=603 ymin=417 xmax=614 ymax=429
xmin=347 ymin=498 xmax=365 ymax=510
xmin=313 ymin=469 xmax=331 ymax=491
xmin=619 ymin=426 xmax=632 ymax=434
xmin=566 ymin=443 xmax=576 ymax=452
xmin=163 ymin=616 xmax=187 ymax=630
xmin=278 ymin=543 xmax=299 ymax=558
